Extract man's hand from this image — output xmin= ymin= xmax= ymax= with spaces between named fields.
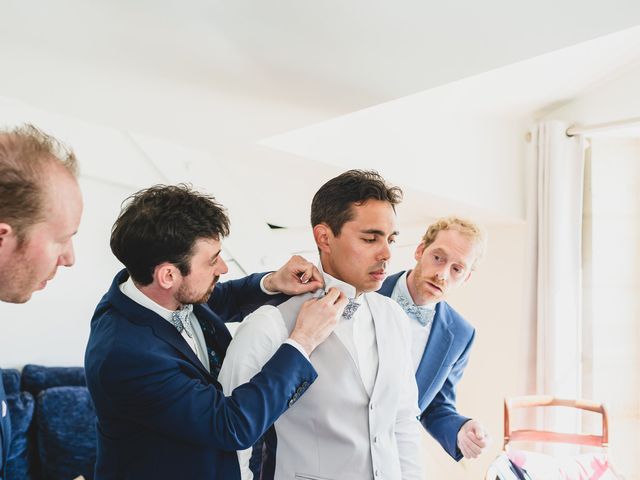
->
xmin=457 ymin=420 xmax=489 ymax=459
xmin=289 ymin=287 xmax=347 ymax=355
xmin=263 ymin=255 xmax=324 ymax=295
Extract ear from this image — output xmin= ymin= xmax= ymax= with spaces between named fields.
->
xmin=154 ymin=263 xmax=179 ymax=290
xmin=414 ymin=242 xmax=426 ymax=261
xmin=313 ymin=224 xmax=333 ymax=255
xmin=0 ymin=223 xmax=15 ymax=249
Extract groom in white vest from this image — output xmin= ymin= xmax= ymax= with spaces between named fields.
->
xmin=219 ymin=170 xmax=424 ymax=480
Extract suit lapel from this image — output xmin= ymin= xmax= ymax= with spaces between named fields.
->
xmin=193 ymin=304 xmax=232 ymax=356
xmin=108 ymin=270 xmax=213 ymax=380
xmin=147 ymin=310 xmax=213 ymax=379
xmin=378 ymin=271 xmax=404 ymax=297
xmin=415 ymin=302 xmax=453 ymax=409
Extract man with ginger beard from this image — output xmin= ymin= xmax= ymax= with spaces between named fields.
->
xmin=0 ymin=125 xmax=83 ymax=480
xmin=378 ymin=216 xmax=490 ymax=462
xmin=219 ymin=170 xmax=424 ymax=480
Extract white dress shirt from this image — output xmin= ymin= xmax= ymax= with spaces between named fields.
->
xmin=390 ymin=271 xmax=437 ymax=371
xmin=218 ymin=264 xmax=386 ymax=480
xmin=119 ymin=277 xmax=210 ymax=372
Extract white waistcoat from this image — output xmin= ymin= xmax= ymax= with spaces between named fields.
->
xmin=273 ymin=292 xmax=416 ymax=480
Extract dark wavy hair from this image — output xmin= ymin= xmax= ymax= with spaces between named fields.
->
xmin=110 ymin=184 xmax=230 ymax=285
xmin=311 ymin=169 xmax=403 ymax=235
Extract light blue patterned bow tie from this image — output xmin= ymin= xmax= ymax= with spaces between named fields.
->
xmin=170 ymin=304 xmax=194 ymax=338
xmin=397 ymin=295 xmax=435 ymax=327
xmin=342 ymin=299 xmax=360 ymax=320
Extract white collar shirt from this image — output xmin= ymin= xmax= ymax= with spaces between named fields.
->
xmin=318 ymin=263 xmax=378 ymax=396
xmin=390 ymin=271 xmax=437 ymax=371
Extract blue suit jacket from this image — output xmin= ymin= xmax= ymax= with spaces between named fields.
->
xmin=379 ymin=272 xmax=475 ymax=460
xmin=85 ymin=270 xmax=316 ymax=480
xmin=0 ymin=368 xmax=10 ymax=480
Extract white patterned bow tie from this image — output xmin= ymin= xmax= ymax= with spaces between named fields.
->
xmin=342 ymin=299 xmax=360 ymax=320
xmin=170 ymin=304 xmax=195 ymax=338
xmin=397 ymin=295 xmax=435 ymax=327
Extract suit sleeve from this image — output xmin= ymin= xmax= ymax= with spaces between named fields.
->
xmin=421 ymin=329 xmax=475 ymax=460
xmin=218 ymin=306 xmax=289 ymax=480
xmin=97 ymin=326 xmax=315 ymax=451
xmin=207 ymin=273 xmax=288 ymax=323
xmin=0 ymin=369 xmax=10 ymax=476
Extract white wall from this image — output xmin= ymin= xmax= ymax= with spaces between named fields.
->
xmin=0 ymin=104 xmax=212 ymax=367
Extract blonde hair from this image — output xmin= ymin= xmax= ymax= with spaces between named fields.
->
xmin=421 ymin=216 xmax=486 ymax=269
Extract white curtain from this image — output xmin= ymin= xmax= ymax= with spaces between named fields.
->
xmin=525 ymin=121 xmax=587 ymax=440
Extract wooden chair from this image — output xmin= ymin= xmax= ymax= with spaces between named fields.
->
xmin=503 ymin=395 xmax=609 ymax=449
xmin=485 ymin=396 xmax=618 ymax=479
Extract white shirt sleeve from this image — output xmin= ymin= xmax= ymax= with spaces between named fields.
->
xmin=391 ymin=304 xmax=426 ymax=479
xmin=259 ymin=272 xmax=279 ymax=295
xmin=218 ymin=305 xmax=289 ymax=480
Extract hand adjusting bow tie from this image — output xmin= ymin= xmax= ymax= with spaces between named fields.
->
xmin=396 ymin=295 xmax=435 ymax=327
xmin=316 ymin=289 xmax=360 ymax=320
xmin=170 ymin=304 xmax=195 ymax=338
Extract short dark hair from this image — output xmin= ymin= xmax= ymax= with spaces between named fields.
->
xmin=110 ymin=184 xmax=230 ymax=285
xmin=310 ymin=169 xmax=403 ymax=235
xmin=0 ymin=124 xmax=78 ymax=243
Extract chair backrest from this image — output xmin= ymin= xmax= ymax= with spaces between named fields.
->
xmin=503 ymin=395 xmax=609 ymax=449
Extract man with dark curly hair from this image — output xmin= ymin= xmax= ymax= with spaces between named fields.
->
xmin=85 ymin=184 xmax=347 ymax=480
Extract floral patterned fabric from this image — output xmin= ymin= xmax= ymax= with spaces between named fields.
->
xmin=487 ymin=450 xmax=621 ymax=480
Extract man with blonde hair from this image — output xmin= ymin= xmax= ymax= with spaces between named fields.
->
xmin=0 ymin=124 xmax=83 ymax=479
xmin=378 ymin=216 xmax=489 ymax=462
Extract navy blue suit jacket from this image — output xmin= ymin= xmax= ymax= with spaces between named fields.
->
xmin=379 ymin=271 xmax=475 ymax=461
xmin=85 ymin=270 xmax=316 ymax=480
xmin=0 ymin=368 xmax=10 ymax=480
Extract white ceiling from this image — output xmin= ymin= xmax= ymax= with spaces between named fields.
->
xmin=1 ymin=1 xmax=640 ymax=229
xmin=3 ymin=0 xmax=640 ymax=113
xmin=261 ymin=26 xmax=640 ymax=223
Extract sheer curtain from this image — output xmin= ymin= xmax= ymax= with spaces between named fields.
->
xmin=526 ymin=121 xmax=587 ymax=440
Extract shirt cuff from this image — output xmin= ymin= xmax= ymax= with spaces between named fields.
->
xmin=284 ymin=339 xmax=310 ymax=361
xmin=259 ymin=272 xmax=280 ymax=295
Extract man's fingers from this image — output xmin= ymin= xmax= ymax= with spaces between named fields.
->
xmin=298 ymin=265 xmax=312 ymax=284
xmin=323 ymin=287 xmax=341 ymax=302
xmin=470 ymin=422 xmax=486 ymax=440
xmin=463 ymin=434 xmax=483 ymax=456
xmin=459 ymin=441 xmax=472 ymax=459
xmin=460 ymin=441 xmax=480 ymax=458
xmin=333 ymin=289 xmax=348 ymax=308
xmin=307 ymin=265 xmax=323 ymax=285
xmin=458 ymin=421 xmax=488 ymax=459
xmin=467 ymin=431 xmax=487 ymax=449
xmin=304 ymin=280 xmax=324 ymax=291
xmin=295 ymin=264 xmax=323 ymax=292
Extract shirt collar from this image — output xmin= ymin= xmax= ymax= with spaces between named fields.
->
xmin=120 ymin=276 xmax=178 ymax=323
xmin=317 ymin=261 xmax=361 ymax=303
